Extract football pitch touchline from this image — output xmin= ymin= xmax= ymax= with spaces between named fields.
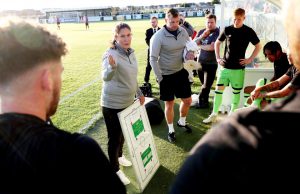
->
xmin=59 ymin=77 xmax=101 ymax=105
xmin=56 ymin=76 xmax=102 ymax=134
xmin=78 ymin=112 xmax=102 ymax=134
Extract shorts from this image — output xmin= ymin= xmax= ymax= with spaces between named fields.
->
xmin=159 ymin=68 xmax=191 ymax=101
xmin=216 ymin=67 xmax=245 ymax=90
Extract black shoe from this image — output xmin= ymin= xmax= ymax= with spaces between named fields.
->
xmin=193 ymin=70 xmax=198 ymax=77
xmin=177 ymin=121 xmax=192 ymax=133
xmin=168 ymin=132 xmax=176 ymax=143
xmin=195 ymin=102 xmax=209 ymax=109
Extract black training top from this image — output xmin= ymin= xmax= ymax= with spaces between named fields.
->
xmin=0 ymin=113 xmax=126 ymax=194
xmin=274 ymin=53 xmax=291 ymax=80
xmin=218 ymin=24 xmax=260 ymax=69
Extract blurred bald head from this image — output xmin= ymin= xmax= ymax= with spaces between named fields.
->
xmin=282 ymin=0 xmax=300 ymax=70
xmin=0 ymin=18 xmax=67 ymax=86
xmin=0 ymin=18 xmax=67 ymax=119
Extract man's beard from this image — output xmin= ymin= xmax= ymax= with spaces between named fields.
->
xmin=46 ymin=87 xmax=60 ymax=119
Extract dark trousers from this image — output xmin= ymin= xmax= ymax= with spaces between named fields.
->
xmin=198 ymin=63 xmax=218 ymax=103
xmin=144 ymin=48 xmax=152 ymax=83
xmin=102 ymin=107 xmax=125 ymax=172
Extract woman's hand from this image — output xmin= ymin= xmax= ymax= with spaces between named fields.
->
xmin=108 ymin=55 xmax=116 ymax=68
xmin=139 ymin=96 xmax=145 ymax=105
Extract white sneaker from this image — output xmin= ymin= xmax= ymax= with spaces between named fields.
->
xmin=203 ymin=113 xmax=218 ymax=124
xmin=118 ymin=155 xmax=132 ymax=167
xmin=220 ymin=105 xmax=226 ymax=114
xmin=226 ymin=105 xmax=231 ymax=114
xmin=116 ymin=170 xmax=130 ymax=185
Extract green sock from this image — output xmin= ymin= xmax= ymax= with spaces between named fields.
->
xmin=244 ymin=93 xmax=250 ymax=107
xmin=252 ymin=98 xmax=262 ymax=109
xmin=213 ymin=90 xmax=223 ymax=114
xmin=251 ymin=78 xmax=268 ymax=109
xmin=231 ymin=90 xmax=241 ymax=112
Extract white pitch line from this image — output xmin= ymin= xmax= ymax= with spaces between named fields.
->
xmin=78 ymin=112 xmax=102 ymax=134
xmin=59 ymin=77 xmax=101 ymax=105
xmin=55 ymin=77 xmax=102 ymax=134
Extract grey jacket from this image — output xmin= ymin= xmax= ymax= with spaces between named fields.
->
xmin=149 ymin=26 xmax=189 ymax=83
xmin=101 ymin=43 xmax=142 ymax=109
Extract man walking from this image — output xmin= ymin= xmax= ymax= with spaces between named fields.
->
xmin=150 ymin=8 xmax=193 ymax=143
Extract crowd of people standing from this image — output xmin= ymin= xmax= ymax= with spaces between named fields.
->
xmin=1 ymin=2 xmax=300 ymax=193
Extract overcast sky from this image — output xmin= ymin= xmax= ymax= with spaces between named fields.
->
xmin=0 ymin=0 xmax=208 ymax=10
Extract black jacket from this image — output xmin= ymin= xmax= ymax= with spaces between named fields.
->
xmin=0 ymin=113 xmax=126 ymax=194
xmin=170 ymin=90 xmax=300 ymax=194
xmin=145 ymin=27 xmax=160 ymax=46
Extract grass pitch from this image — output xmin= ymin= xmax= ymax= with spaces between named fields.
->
xmin=48 ymin=17 xmax=212 ymax=193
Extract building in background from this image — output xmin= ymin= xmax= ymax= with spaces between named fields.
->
xmin=43 ymin=2 xmax=214 ymax=23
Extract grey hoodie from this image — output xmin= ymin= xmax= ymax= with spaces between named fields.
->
xmin=149 ymin=26 xmax=189 ymax=83
xmin=101 ymin=43 xmax=143 ymax=109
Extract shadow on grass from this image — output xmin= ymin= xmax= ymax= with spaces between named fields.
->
xmin=143 ymin=165 xmax=175 ymax=194
xmin=122 ymin=164 xmax=175 ymax=194
xmin=149 ymin=99 xmax=210 ymax=152
xmin=86 ymin=117 xmax=108 ymax=154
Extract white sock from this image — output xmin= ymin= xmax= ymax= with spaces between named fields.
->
xmin=179 ymin=117 xmax=186 ymax=126
xmin=168 ymin=123 xmax=175 ymax=133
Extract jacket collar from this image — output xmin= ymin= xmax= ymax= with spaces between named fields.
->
xmin=115 ymin=43 xmax=134 ymax=56
xmin=163 ymin=25 xmax=183 ymax=37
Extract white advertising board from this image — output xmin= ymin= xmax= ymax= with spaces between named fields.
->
xmin=118 ymin=100 xmax=160 ymax=192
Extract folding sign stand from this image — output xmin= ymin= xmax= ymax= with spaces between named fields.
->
xmin=118 ymin=100 xmax=160 ymax=192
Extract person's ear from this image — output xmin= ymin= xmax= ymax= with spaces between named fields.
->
xmin=41 ymin=69 xmax=52 ymax=92
xmin=276 ymin=50 xmax=281 ymax=58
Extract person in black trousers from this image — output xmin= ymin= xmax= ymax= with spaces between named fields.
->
xmin=194 ymin=14 xmax=220 ymax=108
xmin=144 ymin=16 xmax=160 ymax=83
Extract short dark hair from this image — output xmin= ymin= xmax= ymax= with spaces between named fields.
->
xmin=206 ymin=14 xmax=216 ymax=22
xmin=0 ymin=19 xmax=67 ymax=85
xmin=151 ymin=16 xmax=158 ymax=20
xmin=166 ymin=8 xmax=179 ymax=18
xmin=263 ymin=41 xmax=282 ymax=57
